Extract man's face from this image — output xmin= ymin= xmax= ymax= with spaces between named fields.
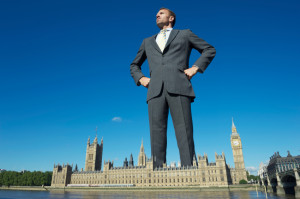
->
xmin=156 ymin=9 xmax=173 ymax=28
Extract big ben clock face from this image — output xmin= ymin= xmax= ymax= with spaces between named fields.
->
xmin=233 ymin=140 xmax=239 ymax=146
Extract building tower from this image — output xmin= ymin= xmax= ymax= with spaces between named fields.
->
xmin=85 ymin=136 xmax=103 ymax=171
xmin=129 ymin=154 xmax=134 ymax=167
xmin=138 ymin=139 xmax=147 ymax=166
xmin=230 ymin=118 xmax=247 ymax=182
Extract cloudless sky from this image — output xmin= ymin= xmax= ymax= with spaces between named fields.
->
xmin=0 ymin=0 xmax=299 ymax=174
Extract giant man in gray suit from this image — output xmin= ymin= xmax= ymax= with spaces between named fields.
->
xmin=130 ymin=8 xmax=216 ymax=168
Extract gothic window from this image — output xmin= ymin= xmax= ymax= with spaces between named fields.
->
xmin=203 ymin=177 xmax=205 ymax=182
xmin=89 ymin=154 xmax=93 ymax=160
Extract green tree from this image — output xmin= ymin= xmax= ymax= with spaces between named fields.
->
xmin=0 ymin=171 xmax=52 ymax=186
xmin=0 ymin=172 xmax=4 ymax=186
xmin=247 ymin=174 xmax=260 ymax=182
xmin=239 ymin=179 xmax=247 ymax=184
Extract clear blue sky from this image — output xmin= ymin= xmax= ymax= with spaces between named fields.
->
xmin=0 ymin=0 xmax=299 ymax=174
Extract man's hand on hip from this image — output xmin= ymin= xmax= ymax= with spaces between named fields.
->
xmin=139 ymin=77 xmax=150 ymax=88
xmin=184 ymin=66 xmax=199 ymax=80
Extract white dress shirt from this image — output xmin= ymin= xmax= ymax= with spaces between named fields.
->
xmin=156 ymin=28 xmax=173 ymax=45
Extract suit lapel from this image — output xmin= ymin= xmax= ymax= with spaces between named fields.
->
xmin=164 ymin=29 xmax=179 ymax=52
xmin=150 ymin=34 xmax=162 ymax=53
xmin=150 ymin=29 xmax=180 ymax=54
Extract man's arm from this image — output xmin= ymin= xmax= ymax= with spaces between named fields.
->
xmin=184 ymin=29 xmax=216 ymax=79
xmin=130 ymin=39 xmax=148 ymax=86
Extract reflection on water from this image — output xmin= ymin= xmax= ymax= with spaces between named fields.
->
xmin=0 ymin=190 xmax=296 ymax=199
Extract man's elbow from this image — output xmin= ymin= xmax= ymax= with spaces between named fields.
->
xmin=209 ymin=46 xmax=216 ymax=58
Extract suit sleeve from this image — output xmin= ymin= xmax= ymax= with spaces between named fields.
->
xmin=188 ymin=29 xmax=216 ymax=73
xmin=130 ymin=39 xmax=147 ymax=86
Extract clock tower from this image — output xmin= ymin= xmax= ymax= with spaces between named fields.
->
xmin=230 ymin=118 xmax=247 ymax=183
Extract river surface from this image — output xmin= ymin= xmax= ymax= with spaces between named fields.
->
xmin=0 ymin=190 xmax=296 ymax=199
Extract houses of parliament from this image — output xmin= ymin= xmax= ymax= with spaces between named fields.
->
xmin=51 ymin=120 xmax=247 ymax=187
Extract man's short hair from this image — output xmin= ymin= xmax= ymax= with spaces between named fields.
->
xmin=160 ymin=7 xmax=176 ymax=27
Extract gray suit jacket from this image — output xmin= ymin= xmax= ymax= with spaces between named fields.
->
xmin=130 ymin=29 xmax=216 ymax=102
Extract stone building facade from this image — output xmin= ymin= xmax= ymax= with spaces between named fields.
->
xmin=85 ymin=136 xmax=103 ymax=171
xmin=51 ymin=120 xmax=247 ymax=187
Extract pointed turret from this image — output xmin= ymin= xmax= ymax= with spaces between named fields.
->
xmin=232 ymin=118 xmax=238 ymax=135
xmin=138 ymin=139 xmax=146 ymax=166
xmin=129 ymin=153 xmax=134 ymax=167
xmin=140 ymin=139 xmax=144 ymax=153
xmin=87 ymin=136 xmax=90 ymax=145
xmin=193 ymin=154 xmax=197 ymax=167
xmin=94 ymin=135 xmax=98 ymax=144
xmin=123 ymin=157 xmax=128 ymax=167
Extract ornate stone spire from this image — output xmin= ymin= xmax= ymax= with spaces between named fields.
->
xmin=140 ymin=139 xmax=144 ymax=153
xmin=129 ymin=153 xmax=134 ymax=167
xmin=232 ymin=118 xmax=238 ymax=135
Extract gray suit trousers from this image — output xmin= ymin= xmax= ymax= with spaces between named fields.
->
xmin=148 ymin=85 xmax=195 ymax=168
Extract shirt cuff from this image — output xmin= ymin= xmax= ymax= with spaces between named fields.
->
xmin=192 ymin=65 xmax=203 ymax=73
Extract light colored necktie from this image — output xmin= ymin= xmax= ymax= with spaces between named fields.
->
xmin=157 ymin=29 xmax=167 ymax=52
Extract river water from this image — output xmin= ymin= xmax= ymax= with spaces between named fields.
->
xmin=0 ymin=190 xmax=296 ymax=199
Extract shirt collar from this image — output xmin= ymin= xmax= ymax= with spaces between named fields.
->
xmin=159 ymin=28 xmax=173 ymax=33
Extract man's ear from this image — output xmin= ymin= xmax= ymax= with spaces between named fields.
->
xmin=169 ymin=16 xmax=174 ymax=24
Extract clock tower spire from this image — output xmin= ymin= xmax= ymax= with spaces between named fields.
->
xmin=230 ymin=118 xmax=247 ymax=184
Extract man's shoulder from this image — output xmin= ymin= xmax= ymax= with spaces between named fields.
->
xmin=178 ymin=29 xmax=192 ymax=34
